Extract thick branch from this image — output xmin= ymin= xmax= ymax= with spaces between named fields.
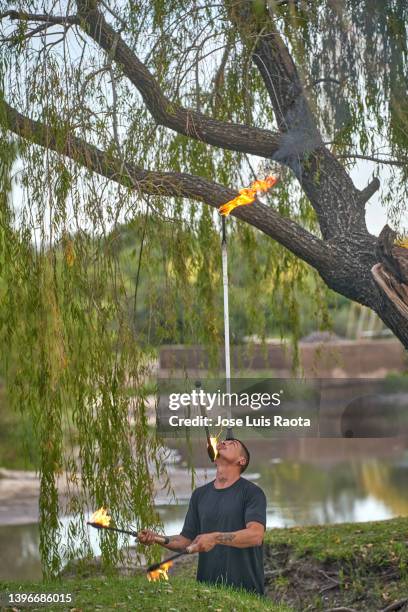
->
xmin=358 ymin=177 xmax=380 ymax=205
xmin=0 ymin=10 xmax=79 ymax=25
xmin=227 ymin=1 xmax=366 ymax=240
xmin=3 ymin=4 xmax=283 ymax=158
xmin=2 ymin=100 xmax=331 ymax=271
xmin=69 ymin=1 xmax=282 ymax=158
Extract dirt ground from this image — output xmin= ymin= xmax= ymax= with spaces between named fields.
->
xmin=262 ymin=543 xmax=406 ymax=611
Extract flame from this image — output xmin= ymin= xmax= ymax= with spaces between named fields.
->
xmin=209 ymin=436 xmax=219 ymax=460
xmin=395 ymin=237 xmax=408 ymax=249
xmin=219 ymin=175 xmax=278 ymax=216
xmin=147 ymin=560 xmax=173 ymax=582
xmin=90 ymin=507 xmax=111 ymax=527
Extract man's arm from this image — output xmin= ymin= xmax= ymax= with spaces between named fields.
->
xmin=139 ymin=488 xmax=198 ymax=551
xmin=138 ymin=530 xmax=192 ymax=551
xmin=186 ymin=521 xmax=265 ymax=553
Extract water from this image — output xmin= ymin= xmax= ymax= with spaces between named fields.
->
xmin=1 ymin=437 xmax=407 ymax=581
xmin=0 ymin=523 xmax=42 ymax=581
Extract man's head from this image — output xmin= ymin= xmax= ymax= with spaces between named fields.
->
xmin=216 ymin=438 xmax=250 ymax=473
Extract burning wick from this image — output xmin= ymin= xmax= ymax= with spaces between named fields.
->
xmin=146 ymin=549 xmax=193 ymax=582
xmin=219 ymin=175 xmax=278 ymax=216
xmin=90 ymin=507 xmax=111 ymax=527
xmin=208 ymin=436 xmax=219 ymax=461
xmin=147 ymin=560 xmax=174 ymax=582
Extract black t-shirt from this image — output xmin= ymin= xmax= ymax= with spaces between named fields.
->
xmin=180 ymin=477 xmax=267 ymax=595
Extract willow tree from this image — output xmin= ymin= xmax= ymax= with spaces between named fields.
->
xmin=1 ymin=0 xmax=408 ymax=576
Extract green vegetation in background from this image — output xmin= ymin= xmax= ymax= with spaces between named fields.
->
xmin=0 ymin=137 xmax=167 ymax=579
xmin=116 ymin=220 xmax=350 ymax=346
xmin=0 ymin=385 xmax=39 ymax=470
xmin=384 ymin=371 xmax=408 ymax=392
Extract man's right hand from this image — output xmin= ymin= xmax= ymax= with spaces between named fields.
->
xmin=138 ymin=529 xmax=158 ymax=545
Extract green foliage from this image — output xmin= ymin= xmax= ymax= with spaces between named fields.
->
xmin=0 ymin=384 xmax=39 ymax=469
xmin=0 ymin=132 xmax=168 ymax=577
xmin=113 ymin=216 xmax=339 ymax=352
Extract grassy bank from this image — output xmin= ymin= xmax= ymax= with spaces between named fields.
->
xmin=0 ymin=576 xmax=289 ymax=611
xmin=2 ymin=518 xmax=408 ymax=610
xmin=264 ymin=517 xmax=408 ymax=610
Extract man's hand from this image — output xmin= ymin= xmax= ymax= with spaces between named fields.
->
xmin=186 ymin=524 xmax=264 ymax=553
xmin=186 ymin=532 xmax=218 ymax=553
xmin=138 ymin=531 xmax=192 ymax=551
xmin=137 ymin=529 xmax=158 ymax=545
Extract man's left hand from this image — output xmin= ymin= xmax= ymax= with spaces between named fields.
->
xmin=186 ymin=532 xmax=218 ymax=553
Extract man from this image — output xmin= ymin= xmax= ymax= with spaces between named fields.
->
xmin=139 ymin=438 xmax=267 ymax=595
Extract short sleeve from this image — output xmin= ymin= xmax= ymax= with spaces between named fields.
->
xmin=244 ymin=485 xmax=267 ymax=528
xmin=180 ymin=490 xmax=199 ymax=540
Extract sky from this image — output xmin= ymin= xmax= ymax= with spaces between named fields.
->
xmin=351 ymin=162 xmax=407 ymax=236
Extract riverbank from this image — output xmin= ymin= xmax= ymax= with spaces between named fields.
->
xmin=1 ymin=518 xmax=407 ymax=611
xmin=263 ymin=517 xmax=408 ymax=610
xmin=0 ymin=465 xmax=217 ymax=526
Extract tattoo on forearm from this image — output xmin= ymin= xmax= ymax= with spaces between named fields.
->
xmin=216 ymin=532 xmax=236 ymax=543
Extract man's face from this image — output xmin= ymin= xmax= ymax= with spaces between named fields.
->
xmin=216 ymin=439 xmax=246 ymax=469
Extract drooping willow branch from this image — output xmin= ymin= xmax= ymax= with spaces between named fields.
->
xmin=2 ymin=99 xmax=331 ymax=271
xmin=0 ymin=2 xmax=388 ymax=244
xmin=226 ymin=1 xmax=370 ymax=240
xmin=336 ymin=153 xmax=408 ymax=168
xmin=1 ymin=5 xmax=283 ymax=158
xmin=75 ymin=0 xmax=284 ymax=158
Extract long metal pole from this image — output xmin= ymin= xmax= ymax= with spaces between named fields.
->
xmin=221 ymin=217 xmax=233 ymax=440
xmin=196 ymin=379 xmax=217 ymax=461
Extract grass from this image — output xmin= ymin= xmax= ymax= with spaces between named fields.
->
xmin=0 ymin=576 xmax=291 ymax=611
xmin=264 ymin=517 xmax=408 ymax=610
xmin=264 ymin=516 xmax=408 ymax=567
xmin=1 ymin=519 xmax=407 ymax=610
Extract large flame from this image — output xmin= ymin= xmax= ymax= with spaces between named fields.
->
xmin=219 ymin=175 xmax=278 ymax=216
xmin=209 ymin=436 xmax=219 ymax=460
xmin=90 ymin=507 xmax=111 ymax=527
xmin=147 ymin=560 xmax=173 ymax=582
